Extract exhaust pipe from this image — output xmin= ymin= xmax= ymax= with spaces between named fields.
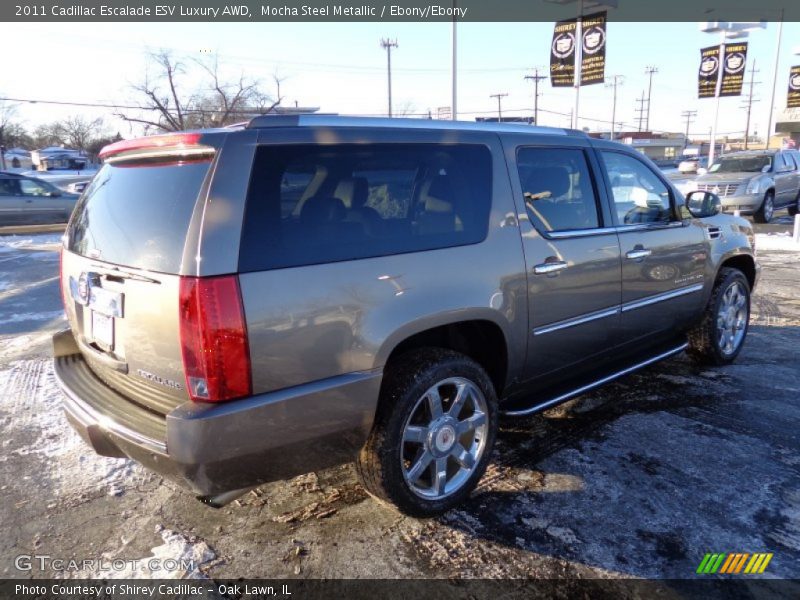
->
xmin=198 ymin=487 xmax=256 ymax=508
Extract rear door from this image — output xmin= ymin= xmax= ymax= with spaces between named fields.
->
xmin=61 ymin=142 xmax=218 ymax=416
xmin=0 ymin=177 xmax=26 ymax=224
xmin=597 ymin=149 xmax=707 ymax=346
xmin=17 ymin=178 xmax=66 ymax=222
xmin=774 ymin=151 xmax=798 ymax=207
xmin=502 ymin=136 xmax=622 ymax=380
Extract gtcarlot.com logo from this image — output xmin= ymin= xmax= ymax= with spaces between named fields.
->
xmin=696 ymin=552 xmax=773 ymax=574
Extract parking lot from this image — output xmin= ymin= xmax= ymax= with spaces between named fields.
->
xmin=0 ymin=218 xmax=798 ymax=582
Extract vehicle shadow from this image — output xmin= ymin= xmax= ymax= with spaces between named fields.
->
xmin=435 ymin=325 xmax=800 ymax=580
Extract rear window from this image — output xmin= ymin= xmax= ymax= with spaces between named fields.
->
xmin=66 ymin=159 xmax=211 ymax=273
xmin=239 ymin=143 xmax=492 ymax=272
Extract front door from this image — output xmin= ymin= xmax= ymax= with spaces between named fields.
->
xmin=598 ymin=150 xmax=707 ymax=346
xmin=506 ymin=144 xmax=622 ymax=380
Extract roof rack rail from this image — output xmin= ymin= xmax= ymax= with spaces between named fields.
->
xmin=246 ymin=114 xmax=573 ymax=136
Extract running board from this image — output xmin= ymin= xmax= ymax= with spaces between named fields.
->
xmin=501 ymin=343 xmax=688 ymax=417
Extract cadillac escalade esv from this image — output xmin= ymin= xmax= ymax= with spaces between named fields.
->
xmin=53 ymin=116 xmax=759 ymax=516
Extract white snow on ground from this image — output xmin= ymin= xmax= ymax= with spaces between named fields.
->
xmin=755 ymin=232 xmax=800 ymax=252
xmin=0 ymin=233 xmax=64 ymax=253
xmin=0 ymin=359 xmax=141 ymax=497
xmin=76 ymin=526 xmax=216 ymax=579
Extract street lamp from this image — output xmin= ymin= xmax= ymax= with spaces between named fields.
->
xmin=700 ymin=21 xmax=766 ymax=166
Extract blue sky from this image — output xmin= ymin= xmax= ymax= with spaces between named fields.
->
xmin=2 ymin=20 xmax=799 ymax=139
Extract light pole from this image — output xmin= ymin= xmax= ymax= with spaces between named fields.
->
xmin=451 ymin=1 xmax=458 ymax=120
xmin=765 ymin=11 xmax=784 ymax=149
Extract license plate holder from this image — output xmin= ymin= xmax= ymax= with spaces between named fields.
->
xmin=91 ymin=311 xmax=114 ymax=351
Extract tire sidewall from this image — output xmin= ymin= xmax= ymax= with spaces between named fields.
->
xmin=762 ymin=191 xmax=774 ymax=222
xmin=376 ymin=351 xmax=498 ymax=517
xmin=709 ymin=271 xmax=751 ymax=363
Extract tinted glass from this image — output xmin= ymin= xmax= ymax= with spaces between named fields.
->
xmin=602 ymin=151 xmax=673 ymax=225
xmin=239 ymin=144 xmax=492 ymax=272
xmin=19 ymin=178 xmax=55 ymax=196
xmin=709 ymin=155 xmax=771 ymax=173
xmin=66 ymin=159 xmax=211 ymax=273
xmin=516 ymin=147 xmax=600 ymax=232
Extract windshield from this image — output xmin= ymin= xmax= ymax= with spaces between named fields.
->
xmin=709 ymin=156 xmax=771 ymax=173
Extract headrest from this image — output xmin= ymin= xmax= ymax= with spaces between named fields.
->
xmin=334 ymin=177 xmax=369 ymax=209
xmin=300 ymin=196 xmax=346 ymax=225
xmin=525 ymin=166 xmax=571 ymax=200
xmin=420 ymin=175 xmax=454 ymax=213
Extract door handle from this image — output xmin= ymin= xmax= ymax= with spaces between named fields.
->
xmin=533 ymin=260 xmax=568 ymax=275
xmin=626 ymin=248 xmax=652 ymax=260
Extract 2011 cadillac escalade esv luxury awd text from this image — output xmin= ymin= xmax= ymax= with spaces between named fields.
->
xmin=53 ymin=116 xmax=759 ymax=516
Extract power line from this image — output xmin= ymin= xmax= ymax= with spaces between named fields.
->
xmin=681 ymin=110 xmax=697 ymax=149
xmin=489 ymin=92 xmax=509 ymax=120
xmin=740 ymin=59 xmax=760 ymax=150
xmin=635 ymin=92 xmax=647 ymax=132
xmin=524 ymin=69 xmax=547 ymax=125
xmin=644 ymin=66 xmax=659 ymax=131
xmin=379 ymin=38 xmax=398 ymax=118
xmin=605 ymin=75 xmax=624 ymax=139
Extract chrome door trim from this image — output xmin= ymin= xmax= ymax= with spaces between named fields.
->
xmin=621 ymin=283 xmax=704 ymax=313
xmin=625 ymin=248 xmax=652 ymax=260
xmin=533 ymin=260 xmax=569 ymax=275
xmin=546 ymin=227 xmax=616 ymax=239
xmin=533 ymin=306 xmax=620 ymax=336
xmin=502 ymin=343 xmax=688 ymax=416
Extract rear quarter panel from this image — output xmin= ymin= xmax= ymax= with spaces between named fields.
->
xmin=236 ymin=127 xmax=529 ymax=396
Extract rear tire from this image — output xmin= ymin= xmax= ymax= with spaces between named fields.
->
xmin=753 ymin=191 xmax=774 ymax=223
xmin=356 ymin=348 xmax=498 ymax=518
xmin=687 ymin=267 xmax=750 ymax=366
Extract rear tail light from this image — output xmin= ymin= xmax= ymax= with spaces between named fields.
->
xmin=59 ymin=247 xmax=67 ymax=309
xmin=179 ymin=275 xmax=252 ymax=402
xmin=99 ymin=133 xmax=214 ymax=163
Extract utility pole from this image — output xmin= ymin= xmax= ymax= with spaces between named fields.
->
xmin=490 ymin=93 xmax=508 ymax=121
xmin=380 ymin=38 xmax=398 ymax=117
xmin=451 ymin=0 xmax=458 ymax=120
xmin=524 ymin=69 xmax=547 ymax=125
xmin=635 ymin=92 xmax=647 ymax=132
xmin=644 ymin=66 xmax=658 ymax=131
xmin=741 ymin=59 xmax=760 ymax=150
xmin=681 ymin=110 xmax=697 ymax=150
xmin=605 ymin=75 xmax=624 ymax=139
xmin=765 ymin=10 xmax=784 ymax=149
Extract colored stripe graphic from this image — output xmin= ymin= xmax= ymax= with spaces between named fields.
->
xmin=699 ymin=553 xmax=774 ymax=575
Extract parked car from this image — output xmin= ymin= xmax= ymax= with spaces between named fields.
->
xmin=53 ymin=117 xmax=758 ymax=517
xmin=678 ymin=156 xmax=709 ymax=174
xmin=0 ymin=171 xmax=79 ymax=225
xmin=691 ymin=149 xmax=800 ymax=223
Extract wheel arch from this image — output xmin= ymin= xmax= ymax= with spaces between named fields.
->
xmin=717 ymin=252 xmax=757 ymax=291
xmin=376 ymin=315 xmax=511 ymax=398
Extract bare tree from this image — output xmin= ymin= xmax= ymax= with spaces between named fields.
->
xmin=54 ymin=116 xmax=106 ymax=152
xmin=0 ymin=97 xmax=19 ymax=169
xmin=116 ymin=50 xmax=284 ymax=132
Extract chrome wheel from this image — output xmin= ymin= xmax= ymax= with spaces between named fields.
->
xmin=401 ymin=377 xmax=489 ymax=500
xmin=716 ymin=281 xmax=748 ymax=356
xmin=763 ymin=194 xmax=774 ymax=221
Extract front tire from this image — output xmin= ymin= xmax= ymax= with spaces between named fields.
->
xmin=753 ymin=191 xmax=774 ymax=223
xmin=687 ymin=268 xmax=750 ymax=366
xmin=356 ymin=348 xmax=498 ymax=517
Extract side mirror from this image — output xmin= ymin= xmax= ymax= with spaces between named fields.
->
xmin=696 ymin=167 xmax=708 ymax=176
xmin=686 ymin=190 xmax=722 ymax=218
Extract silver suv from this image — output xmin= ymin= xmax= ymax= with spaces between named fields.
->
xmin=54 ymin=116 xmax=759 ymax=516
xmin=692 ymin=149 xmax=800 ymax=222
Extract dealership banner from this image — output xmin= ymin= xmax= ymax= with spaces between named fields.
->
xmin=550 ymin=17 xmax=578 ymax=87
xmin=719 ymin=42 xmax=748 ymax=97
xmin=789 ymin=66 xmax=800 ymax=108
xmin=579 ymin=11 xmax=607 ymax=86
xmin=698 ymin=45 xmax=721 ymax=98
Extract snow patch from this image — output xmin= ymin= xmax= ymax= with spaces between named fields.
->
xmin=0 ymin=359 xmax=142 ymax=497
xmin=755 ymin=233 xmax=800 ymax=252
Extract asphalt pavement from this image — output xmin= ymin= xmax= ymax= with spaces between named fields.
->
xmin=0 ymin=221 xmax=798 ymax=585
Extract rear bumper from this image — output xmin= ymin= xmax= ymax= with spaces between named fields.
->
xmin=53 ymin=330 xmax=382 ymax=497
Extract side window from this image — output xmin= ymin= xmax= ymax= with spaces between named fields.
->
xmin=601 ymin=151 xmax=674 ymax=225
xmin=19 ymin=179 xmax=51 ymax=196
xmin=0 ymin=178 xmax=22 ymax=196
xmin=773 ymin=153 xmax=787 ymax=172
xmin=516 ymin=147 xmax=600 ymax=232
xmin=240 ymin=144 xmax=493 ymax=272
